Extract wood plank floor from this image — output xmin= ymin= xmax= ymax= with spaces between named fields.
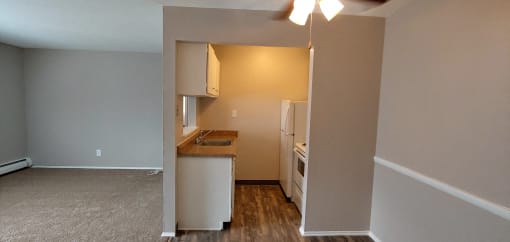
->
xmin=169 ymin=185 xmax=373 ymax=242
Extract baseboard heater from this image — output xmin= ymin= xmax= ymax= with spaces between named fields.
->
xmin=0 ymin=158 xmax=32 ymax=176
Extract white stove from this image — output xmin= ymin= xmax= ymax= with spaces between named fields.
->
xmin=292 ymin=142 xmax=307 ymax=214
xmin=295 ymin=142 xmax=306 ymax=158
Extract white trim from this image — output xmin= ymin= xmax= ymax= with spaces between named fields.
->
xmin=374 ymin=156 xmax=510 ymax=222
xmin=161 ymin=232 xmax=175 ymax=237
xmin=299 ymin=226 xmax=380 ymax=241
xmin=299 ymin=226 xmax=305 ymax=235
xmin=299 ymin=229 xmax=369 ymax=237
xmin=182 ymin=126 xmax=198 ymax=137
xmin=177 ymin=127 xmax=200 ymax=146
xmin=176 ymin=227 xmax=223 ymax=231
xmin=369 ymin=231 xmax=382 ymax=242
xmin=32 ymin=165 xmax=162 ymax=170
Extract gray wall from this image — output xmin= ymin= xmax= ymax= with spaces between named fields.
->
xmin=163 ymin=7 xmax=384 ymax=234
xmin=372 ymin=0 xmax=510 ymax=241
xmin=304 ymin=15 xmax=384 ymax=232
xmin=371 ymin=164 xmax=510 ymax=242
xmin=24 ymin=49 xmax=162 ymax=168
xmin=0 ymin=43 xmax=26 ymax=163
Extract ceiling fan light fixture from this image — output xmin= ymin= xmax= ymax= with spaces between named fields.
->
xmin=289 ymin=0 xmax=315 ymax=25
xmin=319 ymin=0 xmax=344 ymax=21
xmin=289 ymin=10 xmax=309 ymax=25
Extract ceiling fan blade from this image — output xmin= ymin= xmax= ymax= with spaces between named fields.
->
xmin=273 ymin=0 xmax=294 ymax=20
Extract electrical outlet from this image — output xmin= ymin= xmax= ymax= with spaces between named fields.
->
xmin=232 ymin=110 xmax=237 ymax=118
xmin=96 ymin=149 xmax=102 ymax=157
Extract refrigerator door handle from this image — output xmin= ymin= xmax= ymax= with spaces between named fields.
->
xmin=283 ymin=107 xmax=290 ymax=133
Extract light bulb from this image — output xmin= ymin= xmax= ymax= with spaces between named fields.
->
xmin=289 ymin=0 xmax=316 ymax=26
xmin=319 ymin=0 xmax=344 ymax=21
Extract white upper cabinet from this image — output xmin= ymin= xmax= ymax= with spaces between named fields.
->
xmin=176 ymin=42 xmax=220 ymax=97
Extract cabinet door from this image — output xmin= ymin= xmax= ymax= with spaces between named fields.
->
xmin=206 ymin=45 xmax=217 ymax=96
xmin=176 ymin=42 xmax=208 ymax=96
xmin=177 ymin=156 xmax=231 ymax=229
xmin=213 ymin=55 xmax=220 ymax=96
xmin=206 ymin=44 xmax=220 ymax=97
xmin=231 ymin=157 xmax=235 ymax=217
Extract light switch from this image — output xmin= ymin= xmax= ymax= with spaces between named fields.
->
xmin=96 ymin=149 xmax=102 ymax=157
xmin=232 ymin=110 xmax=237 ymax=118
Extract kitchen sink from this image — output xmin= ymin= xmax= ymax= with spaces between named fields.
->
xmin=197 ymin=139 xmax=232 ymax=146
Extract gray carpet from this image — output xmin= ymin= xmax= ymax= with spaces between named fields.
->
xmin=0 ymin=168 xmax=164 ymax=242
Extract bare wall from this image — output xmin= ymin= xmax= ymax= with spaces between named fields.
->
xmin=163 ymin=7 xmax=384 ymax=234
xmin=371 ymin=163 xmax=510 ymax=242
xmin=372 ymin=0 xmax=510 ymax=241
xmin=0 ymin=43 xmax=26 ymax=163
xmin=376 ymin=0 xmax=510 ymax=209
xmin=24 ymin=49 xmax=163 ymax=168
xmin=198 ymin=45 xmax=309 ymax=180
xmin=304 ymin=15 xmax=384 ymax=231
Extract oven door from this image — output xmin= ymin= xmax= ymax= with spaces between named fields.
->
xmin=293 ymin=148 xmax=306 ymax=192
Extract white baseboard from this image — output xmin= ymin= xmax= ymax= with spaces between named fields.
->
xmin=299 ymin=228 xmax=370 ymax=237
xmin=176 ymin=227 xmax=223 ymax=231
xmin=368 ymin=231 xmax=382 ymax=242
xmin=299 ymin=226 xmax=380 ymax=241
xmin=32 ymin=165 xmax=162 ymax=170
xmin=374 ymin=156 xmax=510 ymax=222
xmin=161 ymin=232 xmax=175 ymax=237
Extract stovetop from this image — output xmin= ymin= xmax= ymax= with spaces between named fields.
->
xmin=295 ymin=142 xmax=306 ymax=157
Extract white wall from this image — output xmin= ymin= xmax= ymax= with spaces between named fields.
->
xmin=372 ymin=0 xmax=510 ymax=241
xmin=0 ymin=43 xmax=26 ymax=163
xmin=24 ymin=49 xmax=163 ymax=168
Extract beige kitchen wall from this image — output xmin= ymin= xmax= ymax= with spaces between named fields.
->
xmin=198 ymin=45 xmax=309 ymax=180
xmin=372 ymin=0 xmax=510 ymax=241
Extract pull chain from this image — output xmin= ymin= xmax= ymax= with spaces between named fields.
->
xmin=308 ymin=12 xmax=313 ymax=49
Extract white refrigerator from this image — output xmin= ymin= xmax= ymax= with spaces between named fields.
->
xmin=280 ymin=100 xmax=307 ymax=198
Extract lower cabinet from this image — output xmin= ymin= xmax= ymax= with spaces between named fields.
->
xmin=176 ymin=156 xmax=234 ymax=230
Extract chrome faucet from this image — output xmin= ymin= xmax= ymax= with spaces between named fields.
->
xmin=195 ymin=130 xmax=213 ymax=144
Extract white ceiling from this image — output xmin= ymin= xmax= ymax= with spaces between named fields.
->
xmin=158 ymin=0 xmax=383 ymax=14
xmin=0 ymin=0 xmax=412 ymax=53
xmin=0 ymin=0 xmax=163 ymax=53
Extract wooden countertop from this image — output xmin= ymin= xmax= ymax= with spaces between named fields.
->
xmin=177 ymin=130 xmax=238 ymax=157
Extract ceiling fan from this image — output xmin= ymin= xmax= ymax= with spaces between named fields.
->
xmin=275 ymin=0 xmax=390 ymax=25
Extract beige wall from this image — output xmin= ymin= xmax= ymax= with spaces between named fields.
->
xmin=163 ymin=7 xmax=384 ymax=234
xmin=372 ymin=0 xmax=510 ymax=241
xmin=198 ymin=45 xmax=309 ymax=180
